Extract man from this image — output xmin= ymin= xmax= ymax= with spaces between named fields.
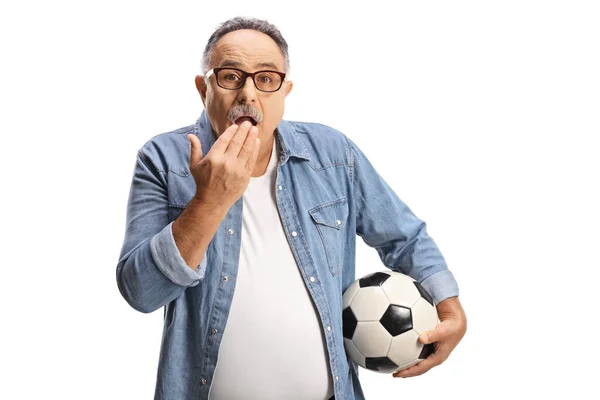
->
xmin=116 ymin=16 xmax=467 ymax=400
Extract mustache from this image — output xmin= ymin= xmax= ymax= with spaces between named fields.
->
xmin=227 ymin=104 xmax=264 ymax=124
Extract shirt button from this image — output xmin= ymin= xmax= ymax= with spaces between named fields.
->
xmin=201 ymin=378 xmax=207 ymax=385
xmin=327 ymin=326 xmax=331 ymax=332
xmin=292 ymin=231 xmax=297 ymax=237
xmin=309 ymin=276 xmax=316 ymax=283
xmin=211 ymin=329 xmax=218 ymax=335
xmin=228 ymin=229 xmax=234 ymax=235
xmin=335 ymin=375 xmax=339 ymax=381
xmin=223 ymin=276 xmax=228 ymax=282
xmin=336 ymin=219 xmax=341 ymax=225
xmin=278 ymin=185 xmax=283 ymax=190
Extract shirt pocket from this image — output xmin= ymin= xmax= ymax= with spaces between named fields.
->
xmin=308 ymin=198 xmax=349 ymax=277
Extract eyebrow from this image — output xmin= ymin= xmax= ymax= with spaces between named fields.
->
xmin=255 ymin=61 xmax=279 ymax=70
xmin=219 ymin=60 xmax=281 ymax=71
xmin=219 ymin=60 xmax=243 ymax=68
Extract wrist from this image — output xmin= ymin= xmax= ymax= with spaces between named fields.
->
xmin=190 ymin=195 xmax=230 ymax=216
xmin=436 ymin=296 xmax=466 ymax=321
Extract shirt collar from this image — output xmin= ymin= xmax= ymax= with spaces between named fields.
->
xmin=195 ymin=110 xmax=311 ymax=164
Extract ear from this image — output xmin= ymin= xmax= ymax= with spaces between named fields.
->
xmin=195 ymin=75 xmax=207 ymax=106
xmin=283 ymin=80 xmax=293 ymax=98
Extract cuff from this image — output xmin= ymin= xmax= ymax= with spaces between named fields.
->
xmin=419 ymin=269 xmax=459 ymax=305
xmin=150 ymin=222 xmax=207 ymax=287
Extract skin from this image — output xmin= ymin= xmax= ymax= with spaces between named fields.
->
xmin=184 ymin=28 xmax=467 ymax=379
xmin=194 ymin=29 xmax=293 ymax=177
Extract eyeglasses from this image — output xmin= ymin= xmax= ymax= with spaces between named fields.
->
xmin=205 ymin=67 xmax=286 ymax=92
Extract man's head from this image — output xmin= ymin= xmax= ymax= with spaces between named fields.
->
xmin=195 ymin=17 xmax=293 ymax=141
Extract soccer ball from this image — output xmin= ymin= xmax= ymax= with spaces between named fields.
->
xmin=342 ymin=270 xmax=439 ymax=374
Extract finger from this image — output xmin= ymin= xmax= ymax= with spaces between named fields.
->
xmin=238 ymin=126 xmax=258 ymax=165
xmin=225 ymin=121 xmax=252 ymax=157
xmin=245 ymin=137 xmax=260 ymax=171
xmin=187 ymin=134 xmax=203 ymax=166
xmin=393 ymin=346 xmax=446 ymax=378
xmin=211 ymin=124 xmax=239 ymax=154
xmin=419 ymin=321 xmax=451 ymax=344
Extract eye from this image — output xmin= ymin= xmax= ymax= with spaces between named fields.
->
xmin=223 ymin=73 xmax=240 ymax=82
xmin=256 ymin=72 xmax=277 ymax=83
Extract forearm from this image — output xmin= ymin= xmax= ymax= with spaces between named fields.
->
xmin=117 ymin=149 xmax=233 ymax=313
xmin=172 ymin=197 xmax=229 ymax=270
xmin=117 ymin=198 xmax=227 ymax=313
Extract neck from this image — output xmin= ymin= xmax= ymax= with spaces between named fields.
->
xmin=252 ymin=133 xmax=275 ymax=177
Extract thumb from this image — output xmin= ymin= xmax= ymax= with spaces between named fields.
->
xmin=187 ymin=134 xmax=203 ymax=166
xmin=419 ymin=321 xmax=449 ymax=344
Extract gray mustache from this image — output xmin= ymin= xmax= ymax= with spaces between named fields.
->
xmin=227 ymin=104 xmax=264 ymax=124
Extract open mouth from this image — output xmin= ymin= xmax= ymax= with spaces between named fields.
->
xmin=235 ymin=116 xmax=258 ymax=126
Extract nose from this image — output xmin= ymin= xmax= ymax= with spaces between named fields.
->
xmin=236 ymin=75 xmax=257 ymax=104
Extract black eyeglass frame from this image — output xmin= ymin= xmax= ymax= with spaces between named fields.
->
xmin=205 ymin=67 xmax=287 ymax=92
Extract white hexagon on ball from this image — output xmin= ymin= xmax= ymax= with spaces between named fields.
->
xmin=350 ymin=287 xmax=389 ymax=321
xmin=342 ymin=280 xmax=361 ymax=310
xmin=353 ymin=321 xmax=392 ymax=358
xmin=343 ymin=338 xmax=366 ymax=369
xmin=387 ymin=329 xmax=421 ymax=367
xmin=411 ymin=297 xmax=439 ymax=335
xmin=381 ymin=273 xmax=421 ymax=308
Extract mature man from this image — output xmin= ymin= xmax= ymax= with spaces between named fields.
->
xmin=116 ymin=16 xmax=466 ymax=400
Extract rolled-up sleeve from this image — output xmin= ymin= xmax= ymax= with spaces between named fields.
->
xmin=150 ymin=221 xmax=207 ymax=287
xmin=346 ymin=136 xmax=459 ymax=305
xmin=116 ymin=150 xmax=206 ymax=314
xmin=419 ymin=270 xmax=459 ymax=305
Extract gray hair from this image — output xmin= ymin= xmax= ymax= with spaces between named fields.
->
xmin=201 ymin=16 xmax=290 ymax=74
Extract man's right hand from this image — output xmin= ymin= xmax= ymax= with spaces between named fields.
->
xmin=187 ymin=121 xmax=260 ymax=209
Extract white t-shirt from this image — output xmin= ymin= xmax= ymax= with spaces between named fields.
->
xmin=208 ymin=137 xmax=334 ymax=400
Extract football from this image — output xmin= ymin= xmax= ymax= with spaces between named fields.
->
xmin=342 ymin=270 xmax=439 ymax=374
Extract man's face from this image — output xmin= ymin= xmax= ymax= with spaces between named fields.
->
xmin=196 ymin=29 xmax=293 ymax=140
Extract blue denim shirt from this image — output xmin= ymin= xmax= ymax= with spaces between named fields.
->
xmin=116 ymin=110 xmax=459 ymax=400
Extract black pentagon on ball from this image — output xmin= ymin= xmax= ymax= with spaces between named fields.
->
xmin=413 ymin=281 xmax=434 ymax=306
xmin=365 ymin=357 xmax=399 ymax=373
xmin=419 ymin=343 xmax=435 ymax=359
xmin=380 ymin=304 xmax=413 ymax=336
xmin=359 ymin=272 xmax=390 ymax=288
xmin=342 ymin=307 xmax=358 ymax=339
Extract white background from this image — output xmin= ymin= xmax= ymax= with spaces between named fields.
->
xmin=1 ymin=1 xmax=598 ymax=399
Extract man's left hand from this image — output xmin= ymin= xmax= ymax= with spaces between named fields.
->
xmin=393 ymin=296 xmax=467 ymax=378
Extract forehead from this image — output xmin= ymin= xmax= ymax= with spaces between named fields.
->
xmin=212 ymin=29 xmax=285 ymax=71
